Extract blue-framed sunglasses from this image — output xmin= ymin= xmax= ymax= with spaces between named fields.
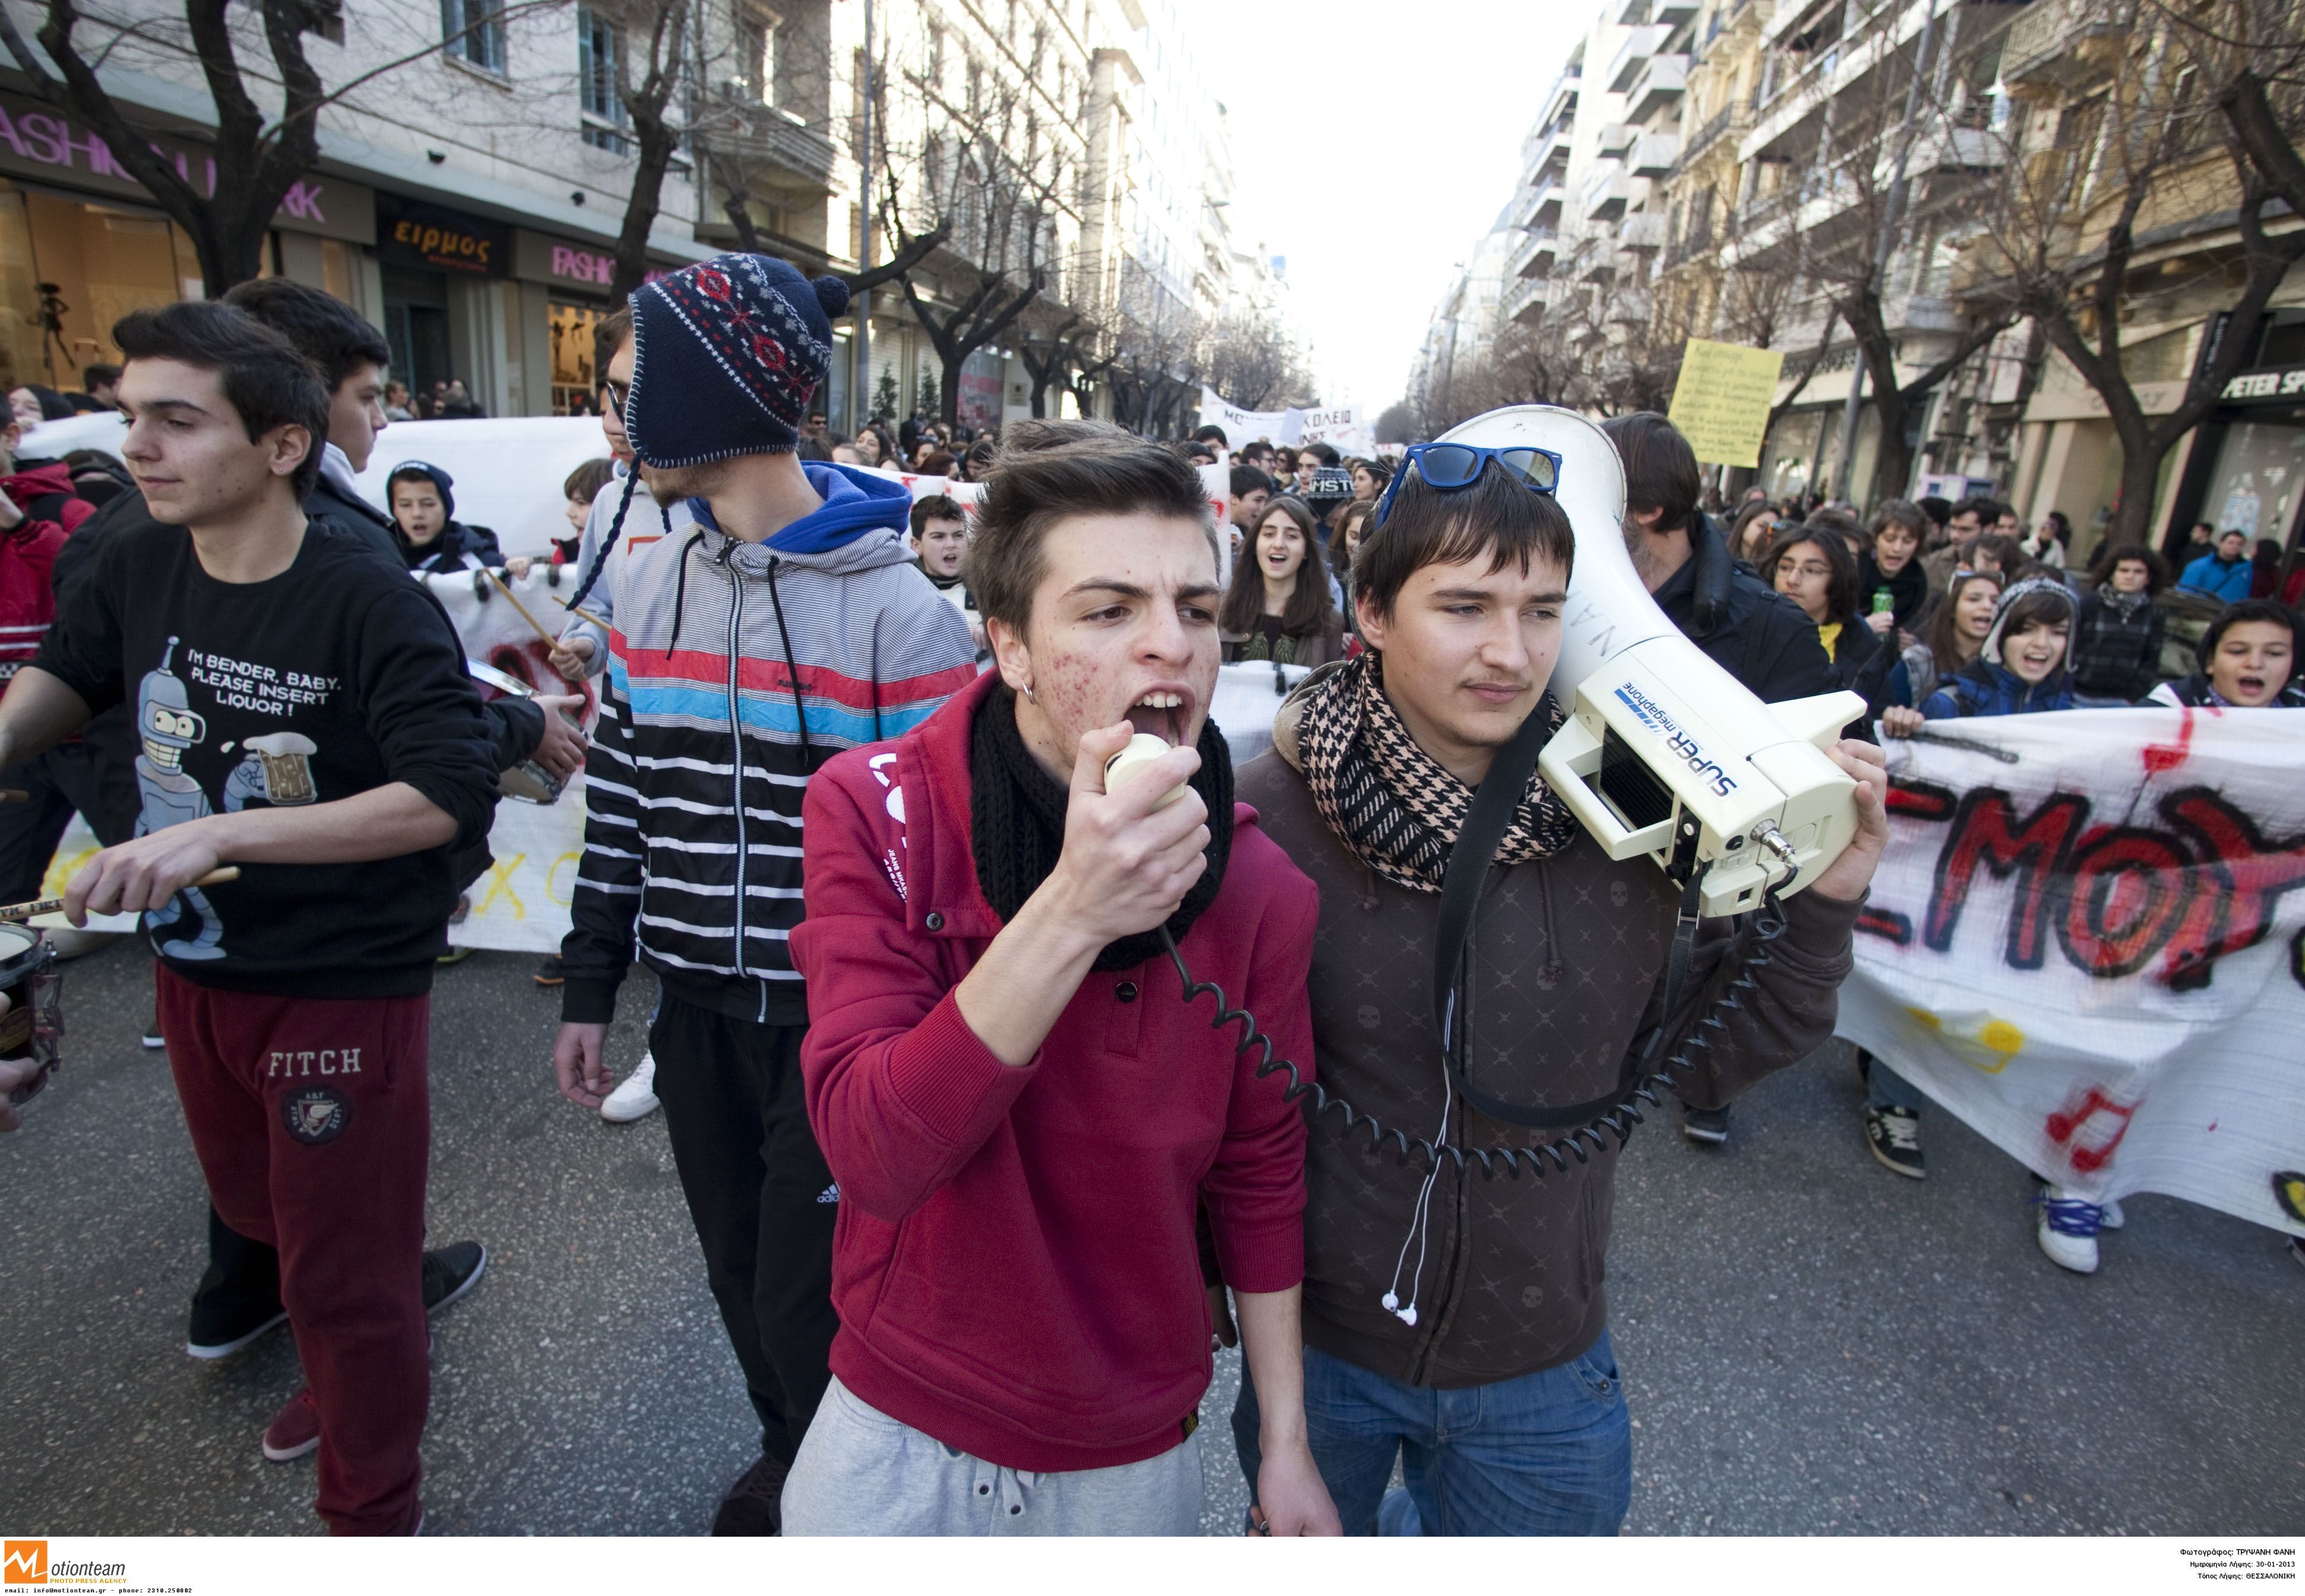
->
xmin=1371 ymin=442 xmax=1563 ymax=532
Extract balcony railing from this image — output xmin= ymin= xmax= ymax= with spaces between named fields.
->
xmin=1609 ymin=24 xmax=1671 ymax=92
xmin=2002 ymin=0 xmax=2132 ymax=96
xmin=1627 ymin=53 xmax=1690 ymax=123
xmin=708 ymin=104 xmax=838 ymax=190
xmin=1671 ymin=103 xmax=1739 ymax=177
xmin=1620 ymin=210 xmax=1669 ymax=251
xmin=1630 ymin=130 xmax=1681 ymax=178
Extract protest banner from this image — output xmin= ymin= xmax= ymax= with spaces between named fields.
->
xmin=1666 ymin=338 xmax=1785 ymax=468
xmin=1837 ymin=708 xmax=2305 ymax=1240
xmin=1295 ymin=404 xmax=1374 ymax=458
xmin=1197 ymin=387 xmax=1297 ymax=446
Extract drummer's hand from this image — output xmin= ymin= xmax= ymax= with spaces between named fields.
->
xmin=530 ymin=695 xmax=586 ymax=780
xmin=553 ymin=1021 xmax=614 ymax=1107
xmin=504 ymin=556 xmax=534 ymax=579
xmin=548 ymin=634 xmax=593 ymax=681
xmin=64 ymin=826 xmax=223 ymax=925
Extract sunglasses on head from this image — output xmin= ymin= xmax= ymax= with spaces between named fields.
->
xmin=1371 ymin=442 xmax=1562 ymax=532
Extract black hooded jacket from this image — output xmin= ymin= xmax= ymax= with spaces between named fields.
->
xmin=1650 ymin=512 xmax=1839 ymax=703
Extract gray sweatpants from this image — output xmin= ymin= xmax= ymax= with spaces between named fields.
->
xmin=781 ymin=1376 xmax=1203 ymax=1536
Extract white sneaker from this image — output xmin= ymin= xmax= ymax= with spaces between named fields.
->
xmin=2035 ymin=1185 xmax=2103 ymax=1274
xmin=2098 ymin=1197 xmax=2125 ymax=1230
xmin=600 ymin=1051 xmax=660 ymax=1123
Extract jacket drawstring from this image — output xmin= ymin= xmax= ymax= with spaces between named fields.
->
xmin=567 ymin=469 xmax=641 ymax=615
xmin=765 ymin=556 xmax=813 ymax=765
xmin=664 ymin=529 xmax=706 ymax=659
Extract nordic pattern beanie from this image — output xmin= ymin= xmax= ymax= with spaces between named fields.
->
xmin=624 ymin=252 xmax=850 ymax=468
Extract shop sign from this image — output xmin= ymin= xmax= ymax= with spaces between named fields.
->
xmin=512 ymin=226 xmax=670 ymax=294
xmin=378 ymin=195 xmax=506 ymax=277
xmin=2220 ymin=365 xmax=2305 ymax=404
xmin=0 ymin=91 xmax=373 ymax=242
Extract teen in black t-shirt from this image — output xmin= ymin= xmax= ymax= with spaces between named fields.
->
xmin=0 ymin=302 xmax=496 ymax=1537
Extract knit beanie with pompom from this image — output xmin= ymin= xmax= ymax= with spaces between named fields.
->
xmin=624 ymin=252 xmax=849 ymax=468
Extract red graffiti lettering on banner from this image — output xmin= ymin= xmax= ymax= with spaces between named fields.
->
xmin=2155 ymin=789 xmax=2305 ymax=989
xmin=1924 ymin=789 xmax=2088 ymax=969
xmin=2058 ymin=825 xmax=2192 ymax=978
xmin=2141 ymin=706 xmax=2197 ymax=776
xmin=2045 ymin=1085 xmax=2138 ymax=1175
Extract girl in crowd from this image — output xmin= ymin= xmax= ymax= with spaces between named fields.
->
xmin=1219 ymin=494 xmax=1343 ymax=667
xmin=1891 ymin=567 xmax=2004 ymax=710
xmin=1859 ymin=500 xmax=1932 ymax=636
xmin=1729 ymin=499 xmax=1779 ymax=566
xmin=1871 ymin=579 xmax=2081 ymax=1239
xmin=2249 ymin=538 xmax=2285 ymax=599
xmin=1349 ymin=458 xmax=1391 ymax=503
xmin=1758 ymin=523 xmax=1894 ymax=713
xmin=1271 ymin=446 xmax=1298 ymax=492
xmin=1329 ymin=500 xmax=1376 ymax=617
xmin=2071 ymin=544 xmax=2167 ymax=705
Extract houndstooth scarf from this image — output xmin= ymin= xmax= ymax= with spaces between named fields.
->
xmin=1297 ymin=652 xmax=1578 ymax=893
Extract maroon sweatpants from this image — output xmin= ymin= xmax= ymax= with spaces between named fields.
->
xmin=157 ymin=964 xmax=431 ymax=1536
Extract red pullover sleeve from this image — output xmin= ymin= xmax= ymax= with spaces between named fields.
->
xmin=1197 ymin=843 xmax=1318 ymax=1295
xmin=793 ymin=759 xmax=1040 ymax=1222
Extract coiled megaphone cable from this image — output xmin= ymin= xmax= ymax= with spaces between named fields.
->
xmin=1155 ymin=869 xmax=1795 ymax=1180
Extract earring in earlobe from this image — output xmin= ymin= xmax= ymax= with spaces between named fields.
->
xmin=1020 ymin=684 xmax=1036 ymax=704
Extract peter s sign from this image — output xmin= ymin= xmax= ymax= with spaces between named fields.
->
xmin=2220 ymin=365 xmax=2305 ymax=404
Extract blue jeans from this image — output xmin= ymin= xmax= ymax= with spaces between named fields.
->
xmin=1233 ymin=1335 xmax=1632 ymax=1536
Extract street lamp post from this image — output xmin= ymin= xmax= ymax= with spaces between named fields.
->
xmin=851 ymin=0 xmax=873 ymax=438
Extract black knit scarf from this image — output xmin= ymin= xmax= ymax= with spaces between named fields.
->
xmin=969 ymin=681 xmax=1234 ymax=971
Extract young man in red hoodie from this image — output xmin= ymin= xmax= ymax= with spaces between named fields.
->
xmin=786 ymin=421 xmax=1340 ymax=1536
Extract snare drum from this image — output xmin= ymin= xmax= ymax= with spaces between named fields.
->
xmin=499 ymin=759 xmax=567 ymax=805
xmin=0 ymin=921 xmax=61 ymax=1109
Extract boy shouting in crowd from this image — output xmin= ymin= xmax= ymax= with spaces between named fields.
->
xmin=1231 ymin=445 xmax=1886 ymax=1535
xmin=785 ymin=421 xmax=1339 ymax=1536
xmin=0 ymin=302 xmax=499 ymax=1534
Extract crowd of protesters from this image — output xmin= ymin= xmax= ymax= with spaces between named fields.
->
xmin=0 ymin=245 xmax=2292 ymax=1546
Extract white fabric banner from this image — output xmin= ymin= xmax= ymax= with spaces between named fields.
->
xmin=1837 ymin=708 xmax=2305 ymax=1239
xmin=1198 ymin=388 xmax=1298 ymax=447
xmin=1295 ymin=403 xmax=1374 ymax=458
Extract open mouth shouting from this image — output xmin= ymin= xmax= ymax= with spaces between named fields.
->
xmin=1126 ymin=687 xmax=1193 ymax=746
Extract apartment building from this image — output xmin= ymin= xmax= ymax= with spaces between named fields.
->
xmin=0 ymin=0 xmax=1246 ymax=429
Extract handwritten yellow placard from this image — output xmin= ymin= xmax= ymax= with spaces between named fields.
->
xmin=1667 ymin=338 xmax=1786 ymax=468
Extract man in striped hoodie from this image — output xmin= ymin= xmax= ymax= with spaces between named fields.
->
xmin=550 ymin=254 xmax=978 ymax=1534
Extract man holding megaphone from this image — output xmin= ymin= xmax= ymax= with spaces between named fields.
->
xmin=1228 ymin=436 xmax=1889 ymax=1536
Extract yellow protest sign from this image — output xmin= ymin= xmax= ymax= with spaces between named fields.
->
xmin=1667 ymin=338 xmax=1786 ymax=468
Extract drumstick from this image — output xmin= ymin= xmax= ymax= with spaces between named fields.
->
xmin=0 ymin=866 xmax=241 ymax=923
xmin=483 ymin=567 xmax=558 ymax=647
xmin=0 ymin=790 xmax=25 ymax=803
xmin=554 ymin=596 xmax=609 ymax=631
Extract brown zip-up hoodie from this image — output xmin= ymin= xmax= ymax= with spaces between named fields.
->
xmin=1235 ymin=679 xmax=1862 ymax=1390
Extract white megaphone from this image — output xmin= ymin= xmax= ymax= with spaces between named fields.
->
xmin=1434 ymin=406 xmax=1865 ymax=917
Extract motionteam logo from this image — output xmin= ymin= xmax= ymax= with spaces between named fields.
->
xmin=1613 ymin=682 xmax=1738 ymax=799
xmin=4 ymin=1540 xmax=127 ymax=1588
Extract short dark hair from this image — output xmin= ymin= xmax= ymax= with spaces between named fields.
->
xmin=1973 ymin=533 xmax=2027 ymax=574
xmin=1600 ymin=411 xmax=1699 ymax=535
xmin=221 ymin=277 xmax=391 ymax=392
xmin=1758 ymin=525 xmax=1861 ymax=627
xmin=111 ymin=301 xmax=328 ymax=499
xmin=1949 ymin=495 xmax=1998 ymax=526
xmin=909 ymin=493 xmax=965 ymax=539
xmin=966 ymin=420 xmax=1215 ymax=631
xmin=2199 ymin=598 xmax=2300 ymax=669
xmin=1221 ymin=494 xmax=1336 ymax=639
xmin=2098 ymin=542 xmax=2167 ymax=593
xmin=1866 ymin=499 xmax=1928 ymax=550
xmin=595 ymin=307 xmax=633 ymax=373
xmin=1230 ymin=464 xmax=1274 ymax=500
xmin=1298 ymin=441 xmax=1339 ymax=468
xmin=1192 ymin=423 xmax=1228 ymax=448
xmin=1352 ymin=459 xmax=1575 ymax=622
xmin=82 ymin=362 xmax=120 ymax=391
xmin=563 ymin=457 xmax=615 ymax=505
xmin=1917 ymin=496 xmax=1952 ymax=529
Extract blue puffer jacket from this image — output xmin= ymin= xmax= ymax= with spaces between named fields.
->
xmin=1919 ymin=657 xmax=2076 ymax=719
xmin=2178 ymin=552 xmax=2252 ymax=604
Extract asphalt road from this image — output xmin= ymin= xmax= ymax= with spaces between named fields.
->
xmin=3 ymin=939 xmax=2299 ymax=1537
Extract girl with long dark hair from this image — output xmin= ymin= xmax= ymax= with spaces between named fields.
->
xmin=1220 ymin=495 xmax=1343 ymax=666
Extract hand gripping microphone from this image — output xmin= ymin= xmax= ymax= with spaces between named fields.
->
xmin=1435 ymin=406 xmax=1865 ymax=914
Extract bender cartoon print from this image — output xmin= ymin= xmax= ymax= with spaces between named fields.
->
xmin=133 ymin=638 xmax=322 ymax=960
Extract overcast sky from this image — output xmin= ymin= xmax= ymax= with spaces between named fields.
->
xmin=1209 ymin=0 xmax=1587 ymax=413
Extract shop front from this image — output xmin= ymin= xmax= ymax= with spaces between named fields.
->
xmin=375 ymin=194 xmax=507 ymax=408
xmin=2170 ymin=323 xmax=2305 ymax=556
xmin=0 ymin=89 xmax=370 ymax=393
